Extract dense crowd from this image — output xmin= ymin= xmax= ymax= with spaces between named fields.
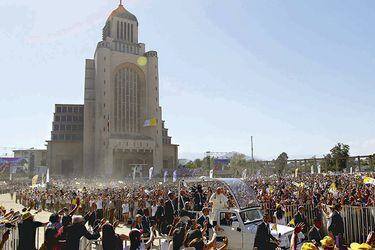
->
xmin=248 ymin=173 xmax=375 ymax=208
xmin=0 ymin=173 xmax=374 ymax=249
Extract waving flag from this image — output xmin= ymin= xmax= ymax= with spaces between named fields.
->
xmin=241 ymin=169 xmax=247 ymax=179
xmin=31 ymin=175 xmax=38 ymax=187
xmin=294 ymin=168 xmax=299 ymax=178
xmin=132 ymin=167 xmax=136 ymax=180
xmin=363 ymin=176 xmax=375 ymax=185
xmin=163 ymin=170 xmax=168 ymax=183
xmin=209 ymin=169 xmax=214 ymax=178
xmin=143 ymin=118 xmax=157 ymax=127
xmin=329 ymin=182 xmax=337 ymax=194
xmin=46 ymin=168 xmax=50 ymax=183
xmin=173 ymin=170 xmax=177 ymax=183
xmin=149 ymin=167 xmax=154 ymax=180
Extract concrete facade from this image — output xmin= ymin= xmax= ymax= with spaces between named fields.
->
xmin=46 ymin=104 xmax=84 ymax=175
xmin=47 ymin=3 xmax=178 ymax=177
xmin=13 ymin=149 xmax=47 ymax=167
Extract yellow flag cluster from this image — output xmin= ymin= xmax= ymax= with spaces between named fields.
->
xmin=31 ymin=175 xmax=38 ymax=187
xmin=329 ymin=182 xmax=337 ymax=194
xmin=271 ymin=223 xmax=278 ymax=232
xmin=363 ymin=176 xmax=375 ymax=185
xmin=292 ymin=182 xmax=305 ymax=188
xmin=288 ymin=219 xmax=295 ymax=226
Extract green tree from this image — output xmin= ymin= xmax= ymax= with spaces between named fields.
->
xmin=329 ymin=143 xmax=350 ymax=171
xmin=275 ymin=152 xmax=288 ymax=176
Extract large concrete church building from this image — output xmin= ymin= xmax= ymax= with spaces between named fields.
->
xmin=46 ymin=3 xmax=178 ymax=177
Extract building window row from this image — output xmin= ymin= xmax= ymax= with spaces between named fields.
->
xmin=52 ymin=133 xmax=83 ymax=141
xmin=56 ymin=106 xmax=83 ymax=113
xmin=53 ymin=124 xmax=83 ymax=131
xmin=54 ymin=115 xmax=83 ymax=122
xmin=113 ymin=42 xmax=139 ymax=55
xmin=116 ymin=20 xmax=134 ymax=43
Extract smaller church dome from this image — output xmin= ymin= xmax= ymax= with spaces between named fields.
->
xmin=108 ymin=4 xmax=138 ymax=23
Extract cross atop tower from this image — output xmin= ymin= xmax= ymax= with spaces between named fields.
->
xmin=119 ymin=0 xmax=123 ymax=6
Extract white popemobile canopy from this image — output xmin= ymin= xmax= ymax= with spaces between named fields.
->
xmin=179 ymin=177 xmax=260 ymax=210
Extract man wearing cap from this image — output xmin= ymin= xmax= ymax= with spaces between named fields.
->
xmin=17 ymin=212 xmax=48 ymax=250
xmin=209 ymin=187 xmax=228 ymax=225
xmin=308 ymin=217 xmax=323 ymax=246
xmin=320 ymin=235 xmax=335 ymax=250
xmin=300 ymin=242 xmax=318 ymax=250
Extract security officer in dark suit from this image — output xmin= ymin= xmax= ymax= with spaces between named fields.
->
xmin=308 ymin=217 xmax=323 ymax=246
xmin=294 ymin=206 xmax=308 ymax=234
xmin=197 ymin=207 xmax=213 ymax=237
xmin=164 ymin=191 xmax=177 ymax=226
xmin=254 ymin=212 xmax=280 ymax=250
xmin=328 ymin=204 xmax=344 ymax=237
xmin=193 ymin=185 xmax=205 ymax=211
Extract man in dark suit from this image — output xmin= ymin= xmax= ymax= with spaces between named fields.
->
xmin=133 ymin=214 xmax=150 ymax=237
xmin=254 ymin=212 xmax=280 ymax=250
xmin=164 ymin=191 xmax=177 ymax=225
xmin=294 ymin=206 xmax=308 ymax=234
xmin=220 ymin=212 xmax=233 ymax=226
xmin=308 ymin=217 xmax=323 ymax=246
xmin=193 ymin=185 xmax=205 ymax=211
xmin=197 ymin=207 xmax=213 ymax=237
xmin=155 ymin=198 xmax=165 ymax=233
xmin=328 ymin=204 xmax=344 ymax=237
xmin=65 ymin=215 xmax=100 ymax=250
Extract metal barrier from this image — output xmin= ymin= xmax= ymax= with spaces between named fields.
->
xmin=0 ymin=225 xmax=44 ymax=250
xmin=261 ymin=202 xmax=375 ymax=244
xmin=341 ymin=205 xmax=375 ymax=244
xmin=79 ymin=235 xmax=169 ymax=250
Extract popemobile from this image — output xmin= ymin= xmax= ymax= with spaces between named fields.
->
xmin=179 ymin=178 xmax=302 ymax=250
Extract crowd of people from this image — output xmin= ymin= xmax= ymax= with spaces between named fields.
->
xmin=248 ymin=173 xmax=375 ymax=208
xmin=0 ymin=172 xmax=373 ymax=249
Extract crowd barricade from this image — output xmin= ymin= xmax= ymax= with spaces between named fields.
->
xmin=261 ymin=202 xmax=375 ymax=244
xmin=79 ymin=235 xmax=169 ymax=250
xmin=0 ymin=225 xmax=45 ymax=250
xmin=341 ymin=205 xmax=375 ymax=244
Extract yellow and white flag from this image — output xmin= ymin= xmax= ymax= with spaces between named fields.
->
xmin=329 ymin=182 xmax=337 ymax=193
xmin=143 ymin=118 xmax=157 ymax=127
xmin=363 ymin=176 xmax=375 ymax=185
xmin=294 ymin=168 xmax=299 ymax=178
xmin=292 ymin=182 xmax=305 ymax=188
xmin=31 ymin=175 xmax=38 ymax=187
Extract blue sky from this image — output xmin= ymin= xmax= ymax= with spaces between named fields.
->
xmin=0 ymin=0 xmax=374 ymax=160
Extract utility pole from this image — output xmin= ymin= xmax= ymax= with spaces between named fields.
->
xmin=251 ymin=136 xmax=254 ymax=161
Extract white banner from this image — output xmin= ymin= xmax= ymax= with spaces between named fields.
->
xmin=173 ymin=170 xmax=177 ymax=183
xmin=241 ymin=169 xmax=247 ymax=179
xmin=132 ymin=167 xmax=136 ymax=180
xmin=163 ymin=170 xmax=168 ymax=183
xmin=317 ymin=165 xmax=321 ymax=174
xmin=46 ymin=168 xmax=50 ymax=183
xmin=310 ymin=165 xmax=314 ymax=174
xmin=209 ymin=169 xmax=214 ymax=178
xmin=149 ymin=167 xmax=154 ymax=180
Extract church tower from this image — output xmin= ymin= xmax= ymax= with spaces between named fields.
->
xmin=83 ymin=2 xmax=178 ymax=177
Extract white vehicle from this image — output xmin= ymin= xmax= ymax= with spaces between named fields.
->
xmin=178 ymin=177 xmax=301 ymax=250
